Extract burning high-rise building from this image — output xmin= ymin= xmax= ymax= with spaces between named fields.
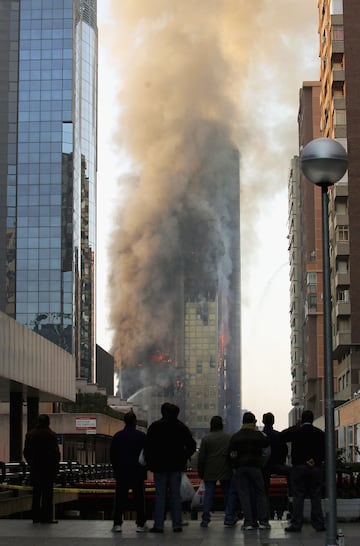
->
xmin=182 ymin=148 xmax=241 ymax=436
xmin=104 ymin=1 xmax=318 ymax=432
xmin=113 ymin=136 xmax=241 ymax=435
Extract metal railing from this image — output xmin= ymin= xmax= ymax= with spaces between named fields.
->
xmin=0 ymin=461 xmax=113 ymax=487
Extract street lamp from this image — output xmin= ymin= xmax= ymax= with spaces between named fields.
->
xmin=300 ymin=137 xmax=348 ymax=546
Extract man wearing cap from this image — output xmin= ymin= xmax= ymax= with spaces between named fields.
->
xmin=228 ymin=411 xmax=271 ymax=530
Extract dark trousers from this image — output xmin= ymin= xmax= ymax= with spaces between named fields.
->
xmin=263 ymin=463 xmax=291 ymax=516
xmin=31 ymin=475 xmax=54 ymax=523
xmin=113 ymin=475 xmax=146 ymax=527
xmin=233 ymin=466 xmax=269 ymax=526
xmin=289 ymin=464 xmax=324 ymax=530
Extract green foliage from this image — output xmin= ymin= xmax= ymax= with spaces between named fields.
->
xmin=62 ymin=392 xmax=147 ymax=428
xmin=62 ymin=393 xmax=124 ymax=420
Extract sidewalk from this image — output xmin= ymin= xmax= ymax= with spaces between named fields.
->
xmin=0 ymin=516 xmax=358 ymax=545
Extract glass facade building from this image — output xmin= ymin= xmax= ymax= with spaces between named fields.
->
xmin=0 ymin=0 xmax=97 ymax=381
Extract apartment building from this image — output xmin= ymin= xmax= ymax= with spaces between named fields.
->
xmin=289 ymin=0 xmax=360 ymax=424
xmin=319 ymin=0 xmax=360 ymax=402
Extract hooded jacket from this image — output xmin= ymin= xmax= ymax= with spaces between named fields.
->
xmin=144 ymin=415 xmax=196 ymax=473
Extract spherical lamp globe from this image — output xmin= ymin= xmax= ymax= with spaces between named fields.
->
xmin=300 ymin=137 xmax=348 ymax=187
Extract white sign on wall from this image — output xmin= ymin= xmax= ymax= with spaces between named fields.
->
xmin=75 ymin=417 xmax=97 ymax=434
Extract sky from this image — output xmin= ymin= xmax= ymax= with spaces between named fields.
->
xmin=96 ymin=1 xmax=319 ymax=431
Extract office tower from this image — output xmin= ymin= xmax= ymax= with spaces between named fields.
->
xmin=0 ymin=0 xmax=97 ymax=381
xmin=96 ymin=344 xmax=114 ymax=396
xmin=184 ymin=148 xmax=241 ymax=436
xmin=118 ymin=146 xmax=241 ymax=435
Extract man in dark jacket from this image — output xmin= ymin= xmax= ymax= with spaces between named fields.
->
xmin=262 ymin=412 xmax=290 ymax=509
xmin=281 ymin=409 xmax=325 ymax=533
xmin=23 ymin=414 xmax=60 ymax=524
xmin=144 ymin=403 xmax=196 ymax=533
xmin=110 ymin=410 xmax=147 ymax=533
xmin=228 ymin=411 xmax=271 ymax=530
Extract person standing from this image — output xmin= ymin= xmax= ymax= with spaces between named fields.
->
xmin=197 ymin=415 xmax=233 ymax=527
xmin=144 ymin=402 xmax=196 ymax=533
xmin=262 ymin=412 xmax=290 ymax=514
xmin=281 ymin=409 xmax=325 ymax=533
xmin=23 ymin=414 xmax=60 ymax=524
xmin=110 ymin=410 xmax=147 ymax=533
xmin=228 ymin=411 xmax=271 ymax=530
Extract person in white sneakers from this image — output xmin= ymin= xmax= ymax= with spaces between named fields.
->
xmin=228 ymin=412 xmax=271 ymax=531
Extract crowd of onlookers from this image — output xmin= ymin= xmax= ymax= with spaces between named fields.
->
xmin=22 ymin=404 xmax=325 ymax=534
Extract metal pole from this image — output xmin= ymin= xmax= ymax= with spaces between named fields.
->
xmin=321 ymin=186 xmax=337 ymax=546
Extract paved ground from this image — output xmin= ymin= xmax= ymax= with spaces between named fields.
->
xmin=0 ymin=516 xmax=358 ymax=546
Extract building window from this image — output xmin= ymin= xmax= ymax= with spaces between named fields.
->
xmin=307 ymin=272 xmax=317 ymax=285
xmin=332 ymin=25 xmax=344 ymax=41
xmin=337 ymin=289 xmax=349 ymax=302
xmin=337 ymin=225 xmax=349 ymax=241
xmin=308 ymin=294 xmax=317 ymax=312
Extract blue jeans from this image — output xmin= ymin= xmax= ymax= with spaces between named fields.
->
xmin=153 ymin=471 xmax=182 ymax=529
xmin=201 ymin=479 xmax=230 ymax=523
xmin=224 ymin=475 xmax=239 ymax=524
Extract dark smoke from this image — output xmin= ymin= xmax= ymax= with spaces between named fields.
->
xmin=109 ymin=121 xmax=238 ymax=370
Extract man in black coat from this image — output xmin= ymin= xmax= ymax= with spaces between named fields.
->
xmin=23 ymin=414 xmax=60 ymax=524
xmin=281 ymin=409 xmax=325 ymax=532
xmin=110 ymin=410 xmax=147 ymax=533
xmin=262 ymin=412 xmax=290 ymax=509
xmin=228 ymin=411 xmax=271 ymax=530
xmin=144 ymin=403 xmax=196 ymax=533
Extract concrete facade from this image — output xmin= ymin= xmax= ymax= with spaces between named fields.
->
xmin=0 ymin=311 xmax=75 ymax=403
xmin=0 ymin=311 xmax=75 ymax=461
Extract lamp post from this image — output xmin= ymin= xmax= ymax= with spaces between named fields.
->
xmin=300 ymin=137 xmax=348 ymax=546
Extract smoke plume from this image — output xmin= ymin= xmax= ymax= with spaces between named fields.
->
xmin=103 ymin=1 xmax=318 ymax=371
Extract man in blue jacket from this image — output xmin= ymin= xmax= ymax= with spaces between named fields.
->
xmin=144 ymin=403 xmax=196 ymax=533
xmin=110 ymin=410 xmax=147 ymax=533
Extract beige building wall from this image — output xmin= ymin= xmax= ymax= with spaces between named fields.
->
xmin=335 ymin=397 xmax=360 ymax=462
xmin=0 ymin=311 xmax=75 ymax=402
